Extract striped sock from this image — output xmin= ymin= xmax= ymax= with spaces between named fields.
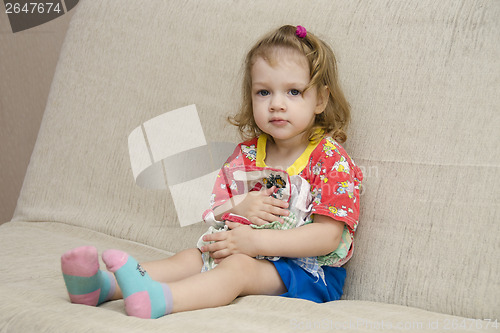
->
xmin=102 ymin=249 xmax=173 ymax=319
xmin=61 ymin=246 xmax=115 ymax=306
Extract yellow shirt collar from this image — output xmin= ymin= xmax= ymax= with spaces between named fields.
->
xmin=256 ymin=133 xmax=322 ymax=176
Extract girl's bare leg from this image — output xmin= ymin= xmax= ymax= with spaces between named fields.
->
xmin=111 ymin=248 xmax=203 ymax=299
xmin=169 ymin=253 xmax=286 ymax=313
xmin=102 ymin=250 xmax=285 ymax=318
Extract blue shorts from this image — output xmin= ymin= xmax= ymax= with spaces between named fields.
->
xmin=272 ymin=257 xmax=346 ymax=303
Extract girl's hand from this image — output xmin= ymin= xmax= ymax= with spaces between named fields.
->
xmin=200 ymin=222 xmax=256 ymax=263
xmin=231 ymin=186 xmax=289 ymax=226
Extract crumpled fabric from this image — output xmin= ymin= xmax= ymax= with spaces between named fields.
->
xmin=197 ymin=174 xmax=350 ymax=282
xmin=198 ymin=176 xmax=317 ymax=271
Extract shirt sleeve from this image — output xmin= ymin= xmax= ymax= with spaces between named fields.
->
xmin=209 ymin=145 xmax=242 ymax=210
xmin=208 ymin=139 xmax=258 ymax=211
xmin=308 ymin=138 xmax=363 ymax=232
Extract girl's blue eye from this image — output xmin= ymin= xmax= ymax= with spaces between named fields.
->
xmin=258 ymin=90 xmax=270 ymax=97
xmin=290 ymin=89 xmax=301 ymax=96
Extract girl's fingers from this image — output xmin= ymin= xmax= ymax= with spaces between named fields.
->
xmin=270 ymin=205 xmax=289 ymax=217
xmin=260 ymin=200 xmax=288 ymax=216
xmin=249 ymin=216 xmax=265 ymax=226
xmin=265 ymin=196 xmax=289 ymax=209
xmin=250 ymin=215 xmax=278 ymax=226
xmin=259 ymin=212 xmax=284 ymax=224
xmin=225 ymin=221 xmax=241 ymax=229
xmin=210 ymin=249 xmax=225 ymax=260
xmin=201 ymin=236 xmax=227 ymax=253
xmin=263 ymin=185 xmax=276 ymax=195
xmin=202 ymin=232 xmax=225 ymax=243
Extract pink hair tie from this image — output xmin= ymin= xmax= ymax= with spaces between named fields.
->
xmin=295 ymin=25 xmax=307 ymax=38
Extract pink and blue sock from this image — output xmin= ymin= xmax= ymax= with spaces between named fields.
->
xmin=61 ymin=246 xmax=115 ymax=306
xmin=102 ymin=249 xmax=173 ymax=319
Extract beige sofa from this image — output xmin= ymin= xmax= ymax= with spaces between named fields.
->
xmin=1 ymin=1 xmax=498 ymax=332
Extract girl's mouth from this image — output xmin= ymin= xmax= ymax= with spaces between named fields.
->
xmin=270 ymin=118 xmax=288 ymax=126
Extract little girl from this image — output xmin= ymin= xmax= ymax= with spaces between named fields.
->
xmin=61 ymin=25 xmax=363 ymax=319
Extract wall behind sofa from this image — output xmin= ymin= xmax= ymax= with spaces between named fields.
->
xmin=0 ymin=7 xmax=73 ymax=224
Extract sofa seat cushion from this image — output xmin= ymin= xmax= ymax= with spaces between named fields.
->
xmin=1 ymin=221 xmax=496 ymax=332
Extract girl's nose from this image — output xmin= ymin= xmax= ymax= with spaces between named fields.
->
xmin=269 ymin=94 xmax=285 ymax=112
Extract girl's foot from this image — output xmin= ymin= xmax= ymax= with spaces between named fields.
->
xmin=102 ymin=249 xmax=173 ymax=319
xmin=61 ymin=246 xmax=115 ymax=306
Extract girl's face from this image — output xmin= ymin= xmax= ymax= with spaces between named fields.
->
xmin=251 ymin=50 xmax=327 ymax=147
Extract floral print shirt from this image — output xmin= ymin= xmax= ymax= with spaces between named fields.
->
xmin=209 ymin=134 xmax=363 ymax=267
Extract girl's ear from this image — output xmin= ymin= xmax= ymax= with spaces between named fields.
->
xmin=315 ymin=85 xmax=329 ymax=114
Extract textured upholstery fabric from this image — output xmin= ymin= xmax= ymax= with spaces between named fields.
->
xmin=2 ymin=0 xmax=498 ymax=331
